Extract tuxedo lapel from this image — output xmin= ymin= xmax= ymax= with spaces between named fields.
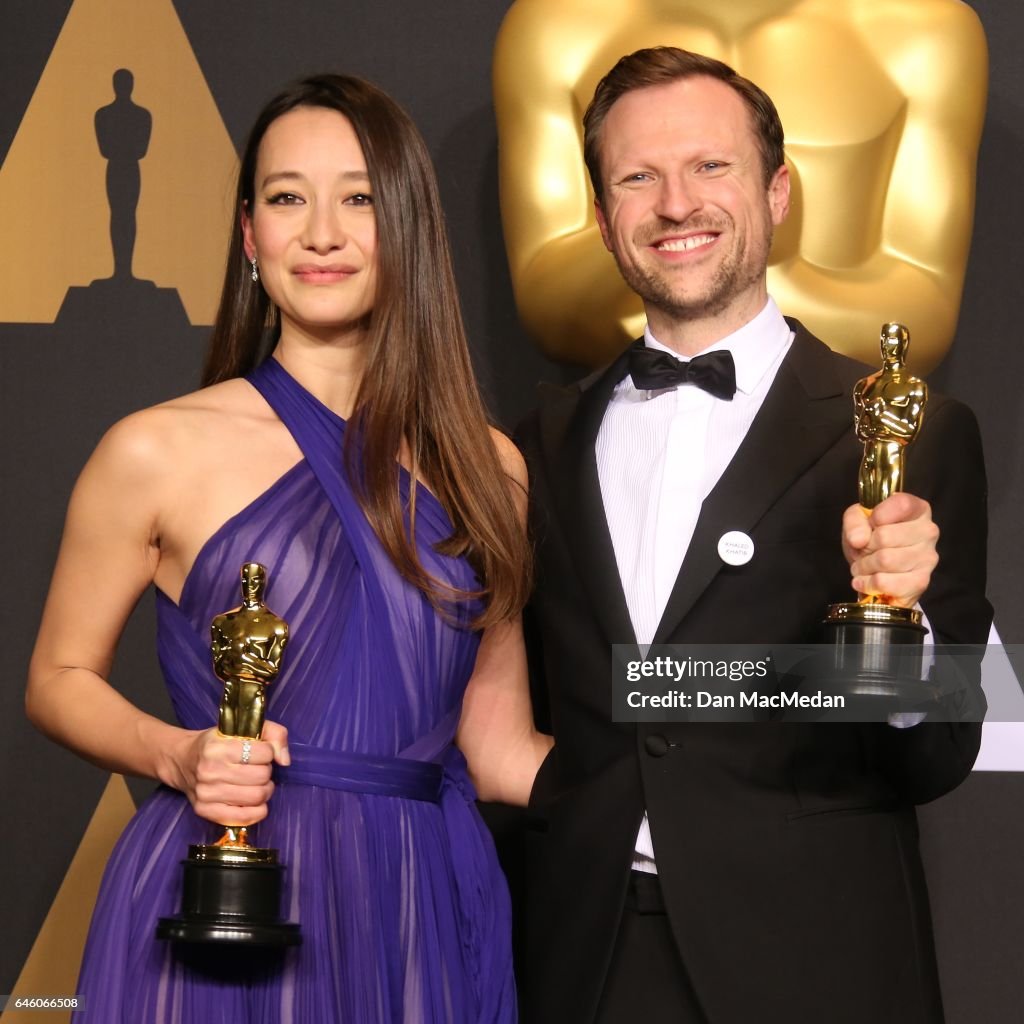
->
xmin=536 ymin=351 xmax=638 ymax=649
xmin=652 ymin=324 xmax=856 ymax=644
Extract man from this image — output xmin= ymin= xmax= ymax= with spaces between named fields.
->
xmin=517 ymin=48 xmax=990 ymax=1024
xmin=494 ymin=0 xmax=988 ymax=370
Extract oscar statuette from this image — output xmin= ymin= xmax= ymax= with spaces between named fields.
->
xmin=157 ymin=562 xmax=301 ymax=946
xmin=822 ymin=324 xmax=932 ymax=702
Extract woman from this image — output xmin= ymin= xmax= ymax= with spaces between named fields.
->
xmin=27 ymin=74 xmax=549 ymax=1022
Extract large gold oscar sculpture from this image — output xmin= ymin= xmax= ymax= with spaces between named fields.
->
xmin=157 ymin=563 xmax=300 ymax=946
xmin=494 ymin=0 xmax=987 ymax=371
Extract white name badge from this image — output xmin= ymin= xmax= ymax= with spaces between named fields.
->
xmin=718 ymin=531 xmax=754 ymax=566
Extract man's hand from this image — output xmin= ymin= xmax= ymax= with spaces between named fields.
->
xmin=842 ymin=493 xmax=939 ymax=607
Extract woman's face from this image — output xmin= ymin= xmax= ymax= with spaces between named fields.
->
xmin=242 ymin=106 xmax=378 ymax=344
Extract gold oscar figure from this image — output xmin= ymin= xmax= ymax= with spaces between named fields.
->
xmin=494 ymin=0 xmax=987 ymax=371
xmin=157 ymin=563 xmax=300 ymax=946
xmin=823 ymin=324 xmax=930 ymax=700
xmin=853 ymin=323 xmax=928 ymax=513
xmin=210 ymin=561 xmax=289 ymax=850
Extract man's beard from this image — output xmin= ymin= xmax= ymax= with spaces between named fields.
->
xmin=613 ymin=217 xmax=769 ymax=324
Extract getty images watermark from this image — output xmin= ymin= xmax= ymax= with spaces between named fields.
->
xmin=610 ymin=645 xmax=1023 ymax=723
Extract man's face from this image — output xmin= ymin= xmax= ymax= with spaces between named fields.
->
xmin=594 ymin=76 xmax=789 ymax=344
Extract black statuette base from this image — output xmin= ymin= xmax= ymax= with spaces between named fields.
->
xmin=821 ymin=608 xmax=933 ymax=706
xmin=156 ymin=857 xmax=301 ymax=947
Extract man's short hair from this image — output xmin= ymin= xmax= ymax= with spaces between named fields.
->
xmin=583 ymin=46 xmax=786 ymax=201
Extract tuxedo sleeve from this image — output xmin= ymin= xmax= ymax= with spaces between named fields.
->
xmin=874 ymin=395 xmax=992 ymax=803
xmin=515 ymin=410 xmax=553 ymax=737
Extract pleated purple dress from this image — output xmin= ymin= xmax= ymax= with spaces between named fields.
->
xmin=75 ymin=358 xmax=516 ymax=1022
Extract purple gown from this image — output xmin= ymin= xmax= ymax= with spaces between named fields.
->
xmin=75 ymin=358 xmax=516 ymax=1022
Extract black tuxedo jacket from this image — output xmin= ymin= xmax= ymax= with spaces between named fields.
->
xmin=516 ymin=322 xmax=991 ymax=1024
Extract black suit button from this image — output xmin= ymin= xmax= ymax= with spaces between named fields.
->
xmin=644 ymin=735 xmax=669 ymax=757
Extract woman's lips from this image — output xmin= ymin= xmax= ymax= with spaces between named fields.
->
xmin=292 ymin=264 xmax=359 ymax=282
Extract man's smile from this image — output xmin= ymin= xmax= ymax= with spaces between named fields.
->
xmin=652 ymin=232 xmax=719 ymax=253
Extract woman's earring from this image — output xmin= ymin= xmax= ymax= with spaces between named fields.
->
xmin=250 ymin=256 xmax=259 ymax=283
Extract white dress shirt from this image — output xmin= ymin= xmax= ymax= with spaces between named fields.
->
xmin=595 ymin=298 xmax=794 ymax=871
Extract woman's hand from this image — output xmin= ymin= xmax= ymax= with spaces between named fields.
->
xmin=168 ymin=720 xmax=291 ymax=826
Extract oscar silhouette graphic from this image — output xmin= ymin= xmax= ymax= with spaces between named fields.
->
xmin=56 ymin=69 xmax=187 ymax=325
xmin=95 ymin=68 xmax=151 ymax=282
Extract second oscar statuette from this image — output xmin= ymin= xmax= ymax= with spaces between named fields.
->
xmin=821 ymin=323 xmax=932 ymax=702
xmin=156 ymin=562 xmax=301 ymax=947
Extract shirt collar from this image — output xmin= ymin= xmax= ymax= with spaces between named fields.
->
xmin=643 ymin=297 xmax=793 ymax=396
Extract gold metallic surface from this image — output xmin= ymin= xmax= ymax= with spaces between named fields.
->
xmin=494 ymin=0 xmax=987 ymax=370
xmin=833 ymin=321 xmax=927 ymax=618
xmin=157 ymin=565 xmax=295 ymax=942
xmin=212 ymin=562 xmax=289 ymax=742
xmin=187 ymin=842 xmax=278 ymax=866
xmin=824 ymin=601 xmax=923 ymax=626
xmin=854 ymin=323 xmax=927 ymax=510
xmin=208 ymin=562 xmax=289 ymax=851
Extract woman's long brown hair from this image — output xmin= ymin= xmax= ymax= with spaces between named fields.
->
xmin=204 ymin=75 xmax=530 ymax=628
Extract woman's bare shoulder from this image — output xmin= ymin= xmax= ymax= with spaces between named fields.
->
xmin=151 ymin=377 xmax=272 ymax=429
xmin=488 ymin=426 xmax=528 ymax=491
xmin=488 ymin=427 xmax=528 ymax=523
xmin=86 ymin=379 xmax=270 ymax=487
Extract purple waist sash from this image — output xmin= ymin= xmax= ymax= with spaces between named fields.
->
xmin=276 ymin=742 xmax=446 ymax=803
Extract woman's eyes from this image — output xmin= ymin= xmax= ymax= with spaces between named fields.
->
xmin=264 ymin=192 xmax=374 ymax=206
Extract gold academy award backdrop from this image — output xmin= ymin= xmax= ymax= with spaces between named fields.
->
xmin=0 ymin=1 xmax=1020 ymax=1021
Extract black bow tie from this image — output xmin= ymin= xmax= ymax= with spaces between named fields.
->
xmin=627 ymin=341 xmax=736 ymax=401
